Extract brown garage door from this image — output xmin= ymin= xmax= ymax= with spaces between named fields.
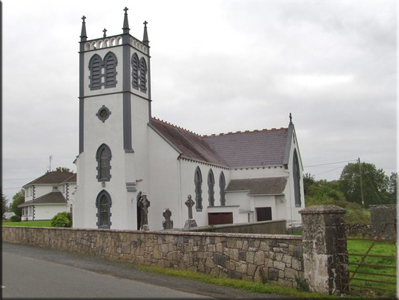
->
xmin=208 ymin=212 xmax=233 ymax=225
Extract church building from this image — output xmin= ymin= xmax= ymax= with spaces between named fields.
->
xmin=73 ymin=8 xmax=305 ymax=231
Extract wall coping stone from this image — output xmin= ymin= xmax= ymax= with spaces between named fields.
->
xmin=299 ymin=205 xmax=345 ymax=215
xmin=2 ymin=226 xmax=302 ymax=240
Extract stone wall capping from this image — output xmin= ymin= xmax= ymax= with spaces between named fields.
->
xmin=299 ymin=205 xmax=346 ymax=215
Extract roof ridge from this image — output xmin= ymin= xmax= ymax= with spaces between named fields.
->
xmin=202 ymin=126 xmax=288 ymax=138
xmin=152 ymin=117 xmax=201 ymax=137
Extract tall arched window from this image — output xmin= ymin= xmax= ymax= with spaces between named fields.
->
xmin=103 ymin=52 xmax=118 ymax=88
xmin=96 ymin=144 xmax=112 ymax=182
xmin=219 ymin=171 xmax=226 ymax=206
xmin=89 ymin=54 xmax=102 ymax=90
xmin=293 ymin=149 xmax=301 ymax=207
xmin=208 ymin=169 xmax=215 ymax=207
xmin=131 ymin=53 xmax=139 ymax=89
xmin=194 ymin=167 xmax=203 ymax=211
xmin=139 ymin=57 xmax=147 ymax=93
xmin=96 ymin=190 xmax=112 ymax=229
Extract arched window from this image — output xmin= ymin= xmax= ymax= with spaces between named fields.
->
xmin=89 ymin=54 xmax=102 ymax=90
xmin=103 ymin=52 xmax=118 ymax=88
xmin=293 ymin=149 xmax=301 ymax=207
xmin=139 ymin=57 xmax=147 ymax=93
xmin=194 ymin=166 xmax=203 ymax=211
xmin=208 ymin=169 xmax=215 ymax=207
xmin=96 ymin=144 xmax=112 ymax=182
xmin=131 ymin=53 xmax=139 ymax=90
xmin=219 ymin=171 xmax=226 ymax=206
xmin=96 ymin=190 xmax=112 ymax=229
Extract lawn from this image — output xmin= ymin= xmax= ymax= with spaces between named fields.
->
xmin=2 ymin=220 xmax=52 ymax=227
xmin=347 ymin=239 xmax=396 ymax=298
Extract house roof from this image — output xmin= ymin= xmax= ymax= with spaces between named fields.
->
xmin=226 ymin=177 xmax=287 ymax=195
xmin=23 ymin=171 xmax=76 ymax=187
xmin=18 ymin=191 xmax=67 ymax=207
xmin=203 ymin=128 xmax=289 ymax=167
xmin=149 ymin=118 xmax=228 ymax=166
xmin=150 ymin=117 xmax=291 ymax=168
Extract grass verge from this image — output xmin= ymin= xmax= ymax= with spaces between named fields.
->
xmin=2 ymin=220 xmax=52 ymax=227
xmin=137 ymin=265 xmax=373 ymax=299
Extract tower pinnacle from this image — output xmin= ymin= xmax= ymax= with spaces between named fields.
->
xmin=143 ymin=21 xmax=149 ymax=45
xmin=122 ymin=7 xmax=130 ymax=34
xmin=80 ymin=16 xmax=87 ymax=41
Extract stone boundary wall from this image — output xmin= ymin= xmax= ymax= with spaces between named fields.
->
xmin=370 ymin=204 xmax=397 ymax=240
xmin=178 ymin=219 xmax=287 ymax=234
xmin=2 ymin=226 xmax=303 ymax=288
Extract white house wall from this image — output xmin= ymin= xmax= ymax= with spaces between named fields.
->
xmin=34 ymin=204 xmax=68 ymax=220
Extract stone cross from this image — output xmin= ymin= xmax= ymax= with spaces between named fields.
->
xmin=139 ymin=194 xmax=150 ymax=231
xmin=103 ymin=28 xmax=107 ymax=38
xmin=162 ymin=208 xmax=173 ymax=230
xmin=185 ymin=195 xmax=195 ymax=219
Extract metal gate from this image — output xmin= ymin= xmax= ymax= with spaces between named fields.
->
xmin=339 ymin=221 xmax=397 ymax=297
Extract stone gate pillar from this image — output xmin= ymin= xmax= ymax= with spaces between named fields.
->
xmin=299 ymin=205 xmax=349 ymax=295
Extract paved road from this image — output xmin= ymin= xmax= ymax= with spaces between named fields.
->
xmin=2 ymin=243 xmax=293 ymax=299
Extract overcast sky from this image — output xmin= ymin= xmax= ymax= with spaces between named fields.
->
xmin=2 ymin=0 xmax=397 ymax=202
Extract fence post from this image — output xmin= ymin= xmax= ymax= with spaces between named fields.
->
xmin=299 ymin=205 xmax=349 ymax=295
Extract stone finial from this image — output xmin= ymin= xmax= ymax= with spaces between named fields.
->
xmin=122 ymin=7 xmax=130 ymax=34
xmin=143 ymin=20 xmax=149 ymax=46
xmin=162 ymin=208 xmax=173 ymax=230
xmin=289 ymin=113 xmax=292 ymax=124
xmin=80 ymin=15 xmax=87 ymax=41
xmin=103 ymin=28 xmax=107 ymax=38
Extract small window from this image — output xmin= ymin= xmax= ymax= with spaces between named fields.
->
xmin=208 ymin=212 xmax=233 ymax=225
xmin=131 ymin=53 xmax=139 ymax=89
xmin=208 ymin=169 xmax=215 ymax=207
xmin=219 ymin=172 xmax=226 ymax=206
xmin=256 ymin=207 xmax=272 ymax=221
xmin=88 ymin=54 xmax=102 ymax=90
xmin=103 ymin=52 xmax=118 ymax=88
xmin=194 ymin=166 xmax=203 ymax=211
xmin=96 ymin=190 xmax=112 ymax=229
xmin=139 ymin=57 xmax=147 ymax=93
xmin=96 ymin=144 xmax=112 ymax=182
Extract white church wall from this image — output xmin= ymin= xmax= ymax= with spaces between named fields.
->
xmin=230 ymin=166 xmax=286 ymax=179
xmin=179 ymin=160 xmax=230 ymax=228
xmin=147 ymin=128 xmax=181 ymax=230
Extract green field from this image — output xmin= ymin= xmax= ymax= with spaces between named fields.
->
xmin=347 ymin=239 xmax=396 ymax=297
xmin=2 ymin=220 xmax=52 ymax=227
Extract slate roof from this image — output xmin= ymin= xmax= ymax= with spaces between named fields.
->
xmin=226 ymin=177 xmax=288 ymax=195
xmin=149 ymin=118 xmax=228 ymax=166
xmin=150 ymin=117 xmax=290 ymax=168
xmin=203 ymin=129 xmax=288 ymax=167
xmin=18 ymin=191 xmax=67 ymax=207
xmin=23 ymin=171 xmax=76 ymax=187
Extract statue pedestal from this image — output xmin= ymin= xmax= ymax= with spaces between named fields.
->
xmin=184 ymin=219 xmax=197 ymax=229
xmin=141 ymin=224 xmax=150 ymax=231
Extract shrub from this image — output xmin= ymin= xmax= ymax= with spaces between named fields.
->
xmin=10 ymin=215 xmax=21 ymax=222
xmin=51 ymin=212 xmax=72 ymax=227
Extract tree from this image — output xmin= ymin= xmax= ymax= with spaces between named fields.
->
xmin=339 ymin=162 xmax=390 ymax=208
xmin=387 ymin=172 xmax=397 ymax=204
xmin=1 ymin=193 xmax=7 ymax=219
xmin=55 ymin=167 xmax=71 ymax=172
xmin=11 ymin=190 xmax=25 ymax=217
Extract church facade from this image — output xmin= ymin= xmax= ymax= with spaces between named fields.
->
xmin=73 ymin=8 xmax=305 ymax=231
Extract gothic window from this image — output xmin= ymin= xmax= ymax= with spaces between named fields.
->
xmin=131 ymin=53 xmax=139 ymax=89
xmin=293 ymin=149 xmax=301 ymax=207
xmin=103 ymin=52 xmax=118 ymax=88
xmin=194 ymin=167 xmax=203 ymax=211
xmin=96 ymin=190 xmax=112 ymax=229
xmin=219 ymin=171 xmax=226 ymax=206
xmin=96 ymin=144 xmax=112 ymax=182
xmin=208 ymin=169 xmax=215 ymax=207
xmin=139 ymin=57 xmax=147 ymax=93
xmin=89 ymin=54 xmax=102 ymax=90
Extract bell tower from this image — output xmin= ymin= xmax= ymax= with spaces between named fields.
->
xmin=74 ymin=8 xmax=152 ymax=230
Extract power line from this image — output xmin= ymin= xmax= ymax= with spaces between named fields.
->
xmin=313 ymin=166 xmax=344 ymax=176
xmin=304 ymin=159 xmax=357 ymax=168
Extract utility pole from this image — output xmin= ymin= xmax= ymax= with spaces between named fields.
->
xmin=358 ymin=157 xmax=365 ymax=209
